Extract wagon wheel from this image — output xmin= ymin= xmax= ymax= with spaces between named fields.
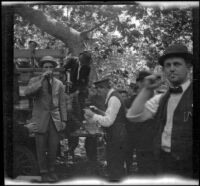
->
xmin=13 ymin=145 xmax=38 ymax=177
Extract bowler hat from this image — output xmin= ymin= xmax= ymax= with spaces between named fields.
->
xmin=39 ymin=56 xmax=58 ymax=68
xmin=136 ymin=70 xmax=151 ymax=82
xmin=158 ymin=44 xmax=193 ymax=66
xmin=94 ymin=78 xmax=110 ymax=88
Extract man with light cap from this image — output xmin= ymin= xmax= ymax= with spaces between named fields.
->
xmin=84 ymin=78 xmax=128 ymax=181
xmin=24 ymin=56 xmax=67 ymax=182
xmin=126 ymin=44 xmax=194 ymax=178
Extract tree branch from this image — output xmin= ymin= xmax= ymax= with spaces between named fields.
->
xmin=83 ymin=17 xmax=115 ymax=34
xmin=14 ymin=5 xmax=86 ymax=55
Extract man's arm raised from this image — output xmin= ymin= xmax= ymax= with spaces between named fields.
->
xmin=126 ymin=74 xmax=163 ymax=122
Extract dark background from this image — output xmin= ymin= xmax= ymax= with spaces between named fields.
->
xmin=2 ymin=4 xmax=199 ymax=180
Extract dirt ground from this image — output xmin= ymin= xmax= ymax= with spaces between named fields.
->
xmin=55 ymin=137 xmax=109 ymax=181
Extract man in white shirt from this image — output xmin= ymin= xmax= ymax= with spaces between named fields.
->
xmin=126 ymin=44 xmax=193 ymax=178
xmin=84 ymin=78 xmax=128 ymax=181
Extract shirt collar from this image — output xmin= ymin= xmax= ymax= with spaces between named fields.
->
xmin=169 ymin=79 xmax=190 ymax=93
xmin=181 ymin=79 xmax=191 ymax=92
xmin=105 ymin=88 xmax=115 ymax=104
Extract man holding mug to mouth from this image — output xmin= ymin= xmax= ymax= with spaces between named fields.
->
xmin=126 ymin=44 xmax=194 ymax=178
xmin=24 ymin=56 xmax=67 ymax=182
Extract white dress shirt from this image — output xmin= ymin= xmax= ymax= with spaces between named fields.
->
xmin=90 ymin=88 xmax=121 ymax=127
xmin=126 ymin=80 xmax=191 ymax=152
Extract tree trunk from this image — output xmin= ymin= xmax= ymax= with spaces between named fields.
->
xmin=14 ymin=5 xmax=98 ymax=81
xmin=14 ymin=5 xmax=86 ymax=56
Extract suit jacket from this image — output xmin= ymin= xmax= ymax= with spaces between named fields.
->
xmin=64 ymin=59 xmax=90 ymax=93
xmin=24 ymin=75 xmax=67 ymax=133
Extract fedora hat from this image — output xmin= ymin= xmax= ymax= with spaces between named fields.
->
xmin=39 ymin=56 xmax=58 ymax=68
xmin=158 ymin=44 xmax=193 ymax=66
xmin=28 ymin=40 xmax=38 ymax=47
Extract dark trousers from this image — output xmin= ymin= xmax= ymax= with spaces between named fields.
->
xmin=159 ymin=149 xmax=193 ymax=178
xmin=106 ymin=141 xmax=127 ymax=181
xmin=125 ymin=141 xmax=135 ymax=174
xmin=136 ymin=149 xmax=156 ymax=175
xmin=35 ymin=117 xmax=60 ymax=174
xmin=68 ymin=136 xmax=79 ymax=152
xmin=126 ymin=120 xmax=157 ymax=175
xmin=78 ymin=90 xmax=88 ymax=121
xmin=85 ymin=136 xmax=97 ymax=161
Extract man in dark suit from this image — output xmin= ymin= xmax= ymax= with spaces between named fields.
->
xmin=127 ymin=44 xmax=194 ymax=178
xmin=24 ymin=56 xmax=67 ymax=182
xmin=63 ymin=51 xmax=98 ymax=162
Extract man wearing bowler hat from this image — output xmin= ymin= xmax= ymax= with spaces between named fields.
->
xmin=126 ymin=44 xmax=194 ymax=178
xmin=84 ymin=78 xmax=128 ymax=181
xmin=24 ymin=56 xmax=67 ymax=182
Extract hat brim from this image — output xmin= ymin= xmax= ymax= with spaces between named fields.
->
xmin=94 ymin=79 xmax=110 ymax=88
xmin=39 ymin=60 xmax=58 ymax=68
xmin=158 ymin=53 xmax=193 ymax=66
xmin=29 ymin=41 xmax=38 ymax=46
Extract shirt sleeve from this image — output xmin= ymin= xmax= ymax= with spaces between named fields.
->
xmin=24 ymin=76 xmax=43 ymax=97
xmin=126 ymin=93 xmax=163 ymax=122
xmin=92 ymin=96 xmax=121 ymax=127
xmin=145 ymin=94 xmax=163 ymax=114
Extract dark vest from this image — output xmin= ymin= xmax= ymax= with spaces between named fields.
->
xmin=104 ymin=91 xmax=128 ymax=143
xmin=154 ymin=83 xmax=193 ymax=160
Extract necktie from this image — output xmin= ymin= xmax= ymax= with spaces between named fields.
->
xmin=169 ymin=86 xmax=183 ymax=94
xmin=47 ymin=78 xmax=52 ymax=95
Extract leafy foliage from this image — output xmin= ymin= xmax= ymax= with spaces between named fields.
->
xmin=14 ymin=4 xmax=193 ymax=89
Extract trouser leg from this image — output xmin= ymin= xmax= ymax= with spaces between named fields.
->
xmin=137 ymin=149 xmax=156 ymax=175
xmin=85 ymin=137 xmax=97 ymax=161
xmin=47 ymin=118 xmax=60 ymax=172
xmin=35 ymin=132 xmax=48 ymax=174
xmin=125 ymin=139 xmax=134 ymax=174
xmin=106 ymin=142 xmax=126 ymax=180
xmin=68 ymin=137 xmax=79 ymax=152
xmin=78 ymin=90 xmax=88 ymax=121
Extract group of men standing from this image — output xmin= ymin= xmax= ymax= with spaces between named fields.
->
xmin=23 ymin=43 xmax=195 ymax=182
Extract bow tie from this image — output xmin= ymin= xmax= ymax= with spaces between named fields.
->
xmin=169 ymin=86 xmax=183 ymax=94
